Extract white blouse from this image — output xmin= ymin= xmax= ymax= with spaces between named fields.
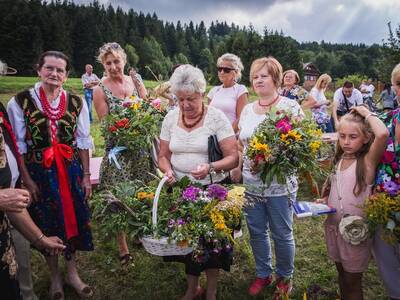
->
xmin=160 ymin=106 xmax=235 ymax=185
xmin=7 ymin=82 xmax=93 ymax=154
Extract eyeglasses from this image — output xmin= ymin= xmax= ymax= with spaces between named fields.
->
xmin=217 ymin=67 xmax=235 ymax=73
xmin=100 ymin=42 xmax=122 ymax=52
xmin=42 ymin=65 xmax=66 ymax=75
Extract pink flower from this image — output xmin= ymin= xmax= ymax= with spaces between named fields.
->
xmin=151 ymin=98 xmax=162 ymax=109
xmin=275 ymin=117 xmax=292 ymax=133
xmin=392 ymin=162 xmax=399 ymax=170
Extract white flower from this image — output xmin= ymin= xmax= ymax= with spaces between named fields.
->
xmin=339 ymin=215 xmax=369 ymax=245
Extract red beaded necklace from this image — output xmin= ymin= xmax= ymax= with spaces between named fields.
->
xmin=39 ymin=86 xmax=67 ymax=143
xmin=258 ymin=94 xmax=280 ymax=108
xmin=39 ymin=86 xmax=66 ymax=121
xmin=182 ymin=104 xmax=205 ymax=129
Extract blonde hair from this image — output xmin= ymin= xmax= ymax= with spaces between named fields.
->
xmin=283 ymin=69 xmax=300 ymax=85
xmin=249 ymin=57 xmax=283 ymax=90
xmin=333 ymin=110 xmax=373 ymax=196
xmin=391 ymin=63 xmax=400 ymax=84
xmin=217 ymin=53 xmax=244 ymax=82
xmin=315 ymin=73 xmax=332 ymax=90
xmin=97 ymin=42 xmax=127 ymax=64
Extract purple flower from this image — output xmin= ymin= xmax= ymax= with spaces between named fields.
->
xmin=207 ymin=184 xmax=228 ymax=201
xmin=177 ymin=217 xmax=185 ymax=225
xmin=383 ymin=181 xmax=400 ymax=196
xmin=167 ymin=219 xmax=175 ymax=228
xmin=182 ymin=186 xmax=201 ymax=202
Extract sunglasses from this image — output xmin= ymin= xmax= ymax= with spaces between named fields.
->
xmin=217 ymin=67 xmax=235 ymax=73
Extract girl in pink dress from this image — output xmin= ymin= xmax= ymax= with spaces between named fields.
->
xmin=318 ymin=105 xmax=388 ymax=300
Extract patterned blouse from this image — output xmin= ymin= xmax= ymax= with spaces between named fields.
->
xmin=279 ymin=85 xmax=309 ymax=105
xmin=375 ymin=108 xmax=400 ymax=195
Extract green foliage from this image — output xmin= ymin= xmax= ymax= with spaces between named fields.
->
xmin=124 ymin=44 xmax=139 ymax=69
xmin=335 ymin=74 xmax=367 ymax=89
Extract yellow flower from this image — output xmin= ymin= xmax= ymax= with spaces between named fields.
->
xmin=137 ymin=192 xmax=147 ymax=200
xmin=288 ymin=130 xmax=302 ymax=141
xmin=249 ymin=137 xmax=259 ymax=148
xmin=309 ymin=141 xmax=321 ymax=153
xmin=255 ymin=142 xmax=270 ymax=153
xmin=131 ymin=102 xmax=141 ymax=111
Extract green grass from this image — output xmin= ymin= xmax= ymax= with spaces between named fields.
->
xmin=1 ymin=77 xmax=386 ymax=299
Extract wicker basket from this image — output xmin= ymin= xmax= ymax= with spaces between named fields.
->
xmin=141 ymin=177 xmax=194 ymax=256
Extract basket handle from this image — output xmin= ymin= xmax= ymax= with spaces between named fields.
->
xmin=152 ymin=176 xmax=168 ymax=230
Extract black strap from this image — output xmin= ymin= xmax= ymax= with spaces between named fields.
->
xmin=342 ymin=91 xmax=350 ymax=113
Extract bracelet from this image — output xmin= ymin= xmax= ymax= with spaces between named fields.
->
xmin=83 ymin=172 xmax=91 ymax=176
xmin=365 ymin=112 xmax=378 ymax=122
xmin=33 ymin=233 xmax=44 ymax=245
xmin=209 ymin=162 xmax=217 ymax=177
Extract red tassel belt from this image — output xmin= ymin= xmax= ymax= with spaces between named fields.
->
xmin=43 ymin=143 xmax=78 ymax=239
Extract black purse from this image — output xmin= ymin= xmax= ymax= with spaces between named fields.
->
xmin=208 ymin=134 xmax=223 ymax=163
xmin=208 ymin=135 xmax=223 ymax=184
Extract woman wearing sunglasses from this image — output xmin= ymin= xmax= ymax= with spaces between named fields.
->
xmin=207 ymin=53 xmax=248 ymax=133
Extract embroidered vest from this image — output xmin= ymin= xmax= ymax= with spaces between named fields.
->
xmin=15 ymin=90 xmax=83 ymax=164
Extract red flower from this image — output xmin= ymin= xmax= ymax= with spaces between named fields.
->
xmin=108 ymin=126 xmax=117 ymax=133
xmin=115 ymin=118 xmax=129 ymax=128
xmin=382 ymin=151 xmax=395 ymax=163
xmin=275 ymin=117 xmax=292 ymax=133
xmin=255 ymin=154 xmax=265 ymax=163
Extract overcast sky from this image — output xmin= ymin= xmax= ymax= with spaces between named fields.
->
xmin=73 ymin=0 xmax=399 ymax=45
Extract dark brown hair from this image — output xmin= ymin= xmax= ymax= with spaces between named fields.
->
xmin=332 ymin=109 xmax=373 ymax=196
xmin=343 ymin=81 xmax=353 ymax=88
xmin=36 ymin=51 xmax=71 ymax=72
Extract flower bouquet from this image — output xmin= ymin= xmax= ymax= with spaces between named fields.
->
xmin=102 ymin=95 xmax=166 ymax=153
xmin=245 ymin=107 xmax=327 ymax=186
xmin=364 ymin=192 xmax=400 ymax=244
xmin=138 ymin=176 xmax=245 ymax=258
xmin=91 ymin=180 xmax=155 ymax=239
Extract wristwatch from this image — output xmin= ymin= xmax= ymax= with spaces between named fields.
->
xmin=209 ymin=162 xmax=217 ymax=177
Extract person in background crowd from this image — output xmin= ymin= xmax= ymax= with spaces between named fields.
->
xmin=81 ymin=64 xmax=100 ymax=123
xmin=93 ymin=42 xmax=153 ymax=266
xmin=373 ymin=63 xmax=400 ymax=300
xmin=332 ymin=81 xmax=363 ymax=129
xmin=310 ymin=73 xmax=334 ymax=132
xmin=158 ymin=64 xmax=238 ymax=300
xmin=7 ymin=50 xmax=94 ymax=299
xmin=207 ymin=53 xmax=248 ymax=133
xmin=379 ymin=82 xmax=397 ymax=112
xmin=237 ymin=57 xmax=304 ymax=298
xmin=279 ymin=69 xmax=317 ymax=109
xmin=360 ymin=78 xmax=376 ymax=111
xmin=127 ymin=66 xmax=147 ymax=99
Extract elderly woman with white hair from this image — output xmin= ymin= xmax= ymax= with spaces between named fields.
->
xmin=158 ymin=64 xmax=238 ymax=300
xmin=207 ymin=53 xmax=248 ymax=133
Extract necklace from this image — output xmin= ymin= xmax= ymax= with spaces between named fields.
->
xmin=39 ymin=86 xmax=66 ymax=121
xmin=342 ymin=154 xmax=356 ymax=160
xmin=182 ymin=104 xmax=205 ymax=129
xmin=258 ymin=94 xmax=280 ymax=108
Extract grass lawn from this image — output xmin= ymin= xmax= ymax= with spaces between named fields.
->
xmin=0 ymin=77 xmax=386 ymax=299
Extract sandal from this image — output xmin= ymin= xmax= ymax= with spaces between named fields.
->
xmin=119 ymin=253 xmax=133 ymax=266
xmin=65 ymin=276 xmax=93 ymax=299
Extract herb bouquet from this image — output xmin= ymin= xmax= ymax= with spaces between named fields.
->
xmin=102 ymin=96 xmax=167 ymax=154
xmin=245 ymin=108 xmax=327 ymax=186
xmin=364 ymin=192 xmax=400 ymax=244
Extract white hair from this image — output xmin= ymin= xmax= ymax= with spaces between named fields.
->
xmin=169 ymin=64 xmax=206 ymax=94
xmin=217 ymin=53 xmax=244 ymax=82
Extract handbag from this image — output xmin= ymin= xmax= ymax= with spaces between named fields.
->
xmin=208 ymin=134 xmax=223 ymax=163
xmin=208 ymin=135 xmax=223 ymax=184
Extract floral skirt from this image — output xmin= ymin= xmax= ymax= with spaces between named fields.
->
xmin=99 ymin=148 xmax=154 ymax=189
xmin=27 ymin=159 xmax=94 ymax=259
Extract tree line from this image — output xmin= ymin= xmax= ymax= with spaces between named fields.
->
xmin=0 ymin=0 xmax=398 ymax=84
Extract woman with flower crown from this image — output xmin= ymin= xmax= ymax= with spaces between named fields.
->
xmin=93 ymin=42 xmax=151 ymax=266
xmin=7 ymin=51 xmax=94 ymax=299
